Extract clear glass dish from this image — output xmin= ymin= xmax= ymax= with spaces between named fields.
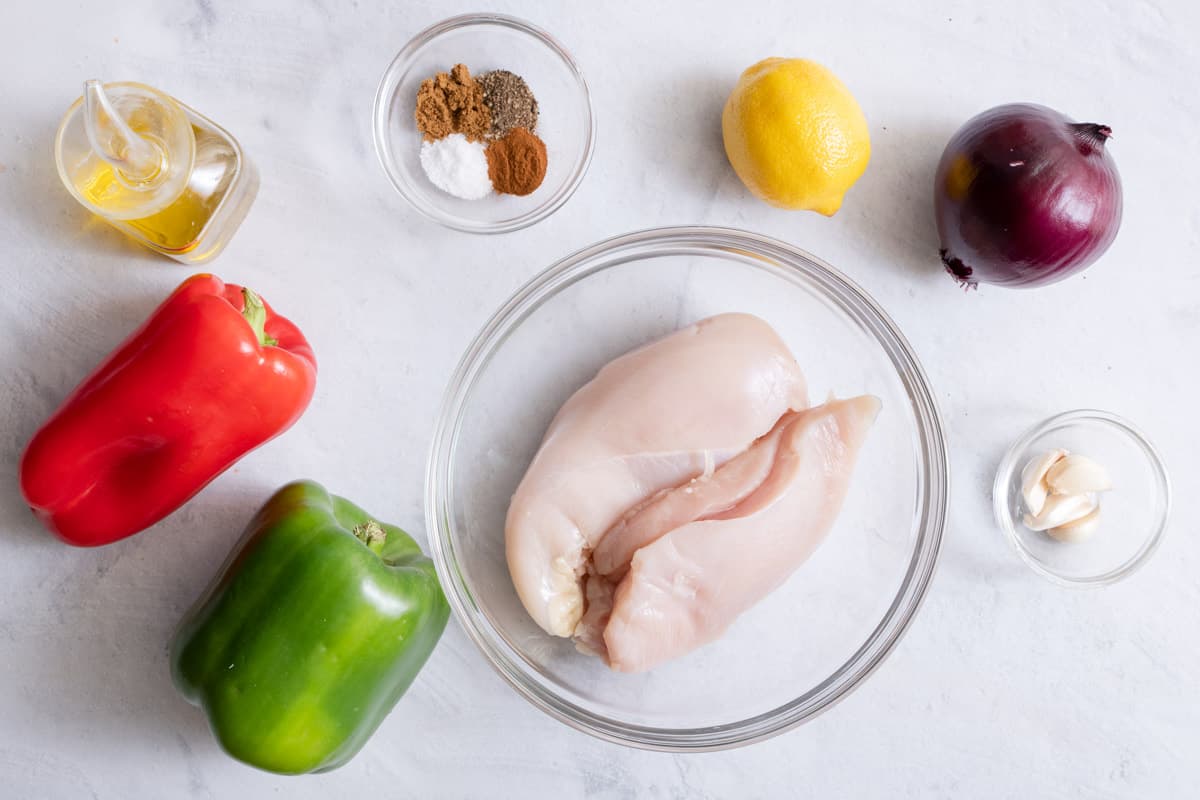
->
xmin=373 ymin=13 xmax=594 ymax=234
xmin=426 ymin=227 xmax=949 ymax=750
xmin=993 ymin=409 xmax=1170 ymax=586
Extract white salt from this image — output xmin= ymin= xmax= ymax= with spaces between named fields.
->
xmin=419 ymin=134 xmax=492 ymax=200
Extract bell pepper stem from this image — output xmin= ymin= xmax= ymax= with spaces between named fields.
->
xmin=352 ymin=520 xmax=388 ymax=555
xmin=241 ymin=288 xmax=278 ymax=347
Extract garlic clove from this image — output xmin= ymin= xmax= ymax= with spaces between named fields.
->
xmin=1020 ymin=448 xmax=1068 ymax=516
xmin=1023 ymin=480 xmax=1049 ymax=519
xmin=1047 ymin=506 xmax=1101 ymax=543
xmin=1046 ymin=454 xmax=1112 ymax=495
xmin=1022 ymin=491 xmax=1097 ymax=532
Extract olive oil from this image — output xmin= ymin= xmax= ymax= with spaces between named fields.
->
xmin=55 ymin=81 xmax=257 ymax=264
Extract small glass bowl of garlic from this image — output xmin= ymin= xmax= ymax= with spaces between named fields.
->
xmin=993 ymin=409 xmax=1171 ymax=586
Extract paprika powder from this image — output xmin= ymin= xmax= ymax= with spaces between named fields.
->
xmin=485 ymin=127 xmax=548 ymax=196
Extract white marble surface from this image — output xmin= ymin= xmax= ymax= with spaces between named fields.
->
xmin=1 ymin=0 xmax=1197 ymax=796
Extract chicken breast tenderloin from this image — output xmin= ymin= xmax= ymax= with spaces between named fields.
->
xmin=505 ymin=314 xmax=809 ymax=637
xmin=601 ymin=395 xmax=881 ymax=672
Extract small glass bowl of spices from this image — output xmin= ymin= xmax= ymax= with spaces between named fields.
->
xmin=993 ymin=409 xmax=1171 ymax=586
xmin=374 ymin=13 xmax=595 ymax=234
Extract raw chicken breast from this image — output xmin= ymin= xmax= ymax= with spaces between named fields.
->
xmin=505 ymin=314 xmax=808 ymax=637
xmin=601 ymin=395 xmax=880 ymax=672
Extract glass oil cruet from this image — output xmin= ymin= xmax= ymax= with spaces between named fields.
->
xmin=54 ymin=81 xmax=258 ymax=264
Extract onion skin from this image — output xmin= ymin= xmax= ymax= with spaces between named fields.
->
xmin=934 ymin=103 xmax=1122 ymax=288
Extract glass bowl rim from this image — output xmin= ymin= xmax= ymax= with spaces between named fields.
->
xmin=992 ymin=408 xmax=1171 ymax=588
xmin=371 ymin=12 xmax=596 ymax=234
xmin=425 ymin=225 xmax=949 ymax=750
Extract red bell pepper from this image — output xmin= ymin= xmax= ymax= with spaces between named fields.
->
xmin=20 ymin=274 xmax=317 ymax=547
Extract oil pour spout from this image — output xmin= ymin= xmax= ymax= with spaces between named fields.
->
xmin=82 ymin=79 xmax=167 ymax=186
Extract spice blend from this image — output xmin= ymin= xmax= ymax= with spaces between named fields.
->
xmin=486 ymin=127 xmax=548 ymax=196
xmin=414 ymin=63 xmax=549 ymax=200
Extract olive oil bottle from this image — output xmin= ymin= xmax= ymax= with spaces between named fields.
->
xmin=55 ymin=81 xmax=257 ymax=264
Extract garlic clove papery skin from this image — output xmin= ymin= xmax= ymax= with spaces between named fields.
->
xmin=1047 ymin=506 xmax=1102 ymax=543
xmin=1020 ymin=449 xmax=1068 ymax=516
xmin=1046 ymin=454 xmax=1112 ymax=496
xmin=1022 ymin=492 xmax=1098 ymax=532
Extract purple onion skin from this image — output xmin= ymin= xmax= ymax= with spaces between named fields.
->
xmin=934 ymin=103 xmax=1122 ymax=289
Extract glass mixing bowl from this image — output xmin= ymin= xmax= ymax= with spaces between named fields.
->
xmin=373 ymin=13 xmax=594 ymax=233
xmin=993 ymin=409 xmax=1170 ymax=586
xmin=426 ymin=227 xmax=948 ymax=750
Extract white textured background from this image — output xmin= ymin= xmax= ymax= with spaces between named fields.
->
xmin=1 ymin=0 xmax=1197 ymax=797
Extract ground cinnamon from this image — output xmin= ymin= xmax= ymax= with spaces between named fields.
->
xmin=485 ymin=127 xmax=547 ymax=196
xmin=415 ymin=64 xmax=491 ymax=142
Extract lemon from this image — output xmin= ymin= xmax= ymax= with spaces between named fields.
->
xmin=722 ymin=58 xmax=871 ymax=215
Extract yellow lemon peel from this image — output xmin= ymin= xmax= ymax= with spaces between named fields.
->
xmin=722 ymin=58 xmax=871 ymax=214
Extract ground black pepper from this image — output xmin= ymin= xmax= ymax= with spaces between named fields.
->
xmin=478 ymin=70 xmax=539 ymax=138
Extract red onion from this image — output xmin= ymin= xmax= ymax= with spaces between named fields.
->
xmin=934 ymin=103 xmax=1122 ymax=288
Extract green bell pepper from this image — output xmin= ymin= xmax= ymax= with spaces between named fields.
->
xmin=170 ymin=480 xmax=449 ymax=774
